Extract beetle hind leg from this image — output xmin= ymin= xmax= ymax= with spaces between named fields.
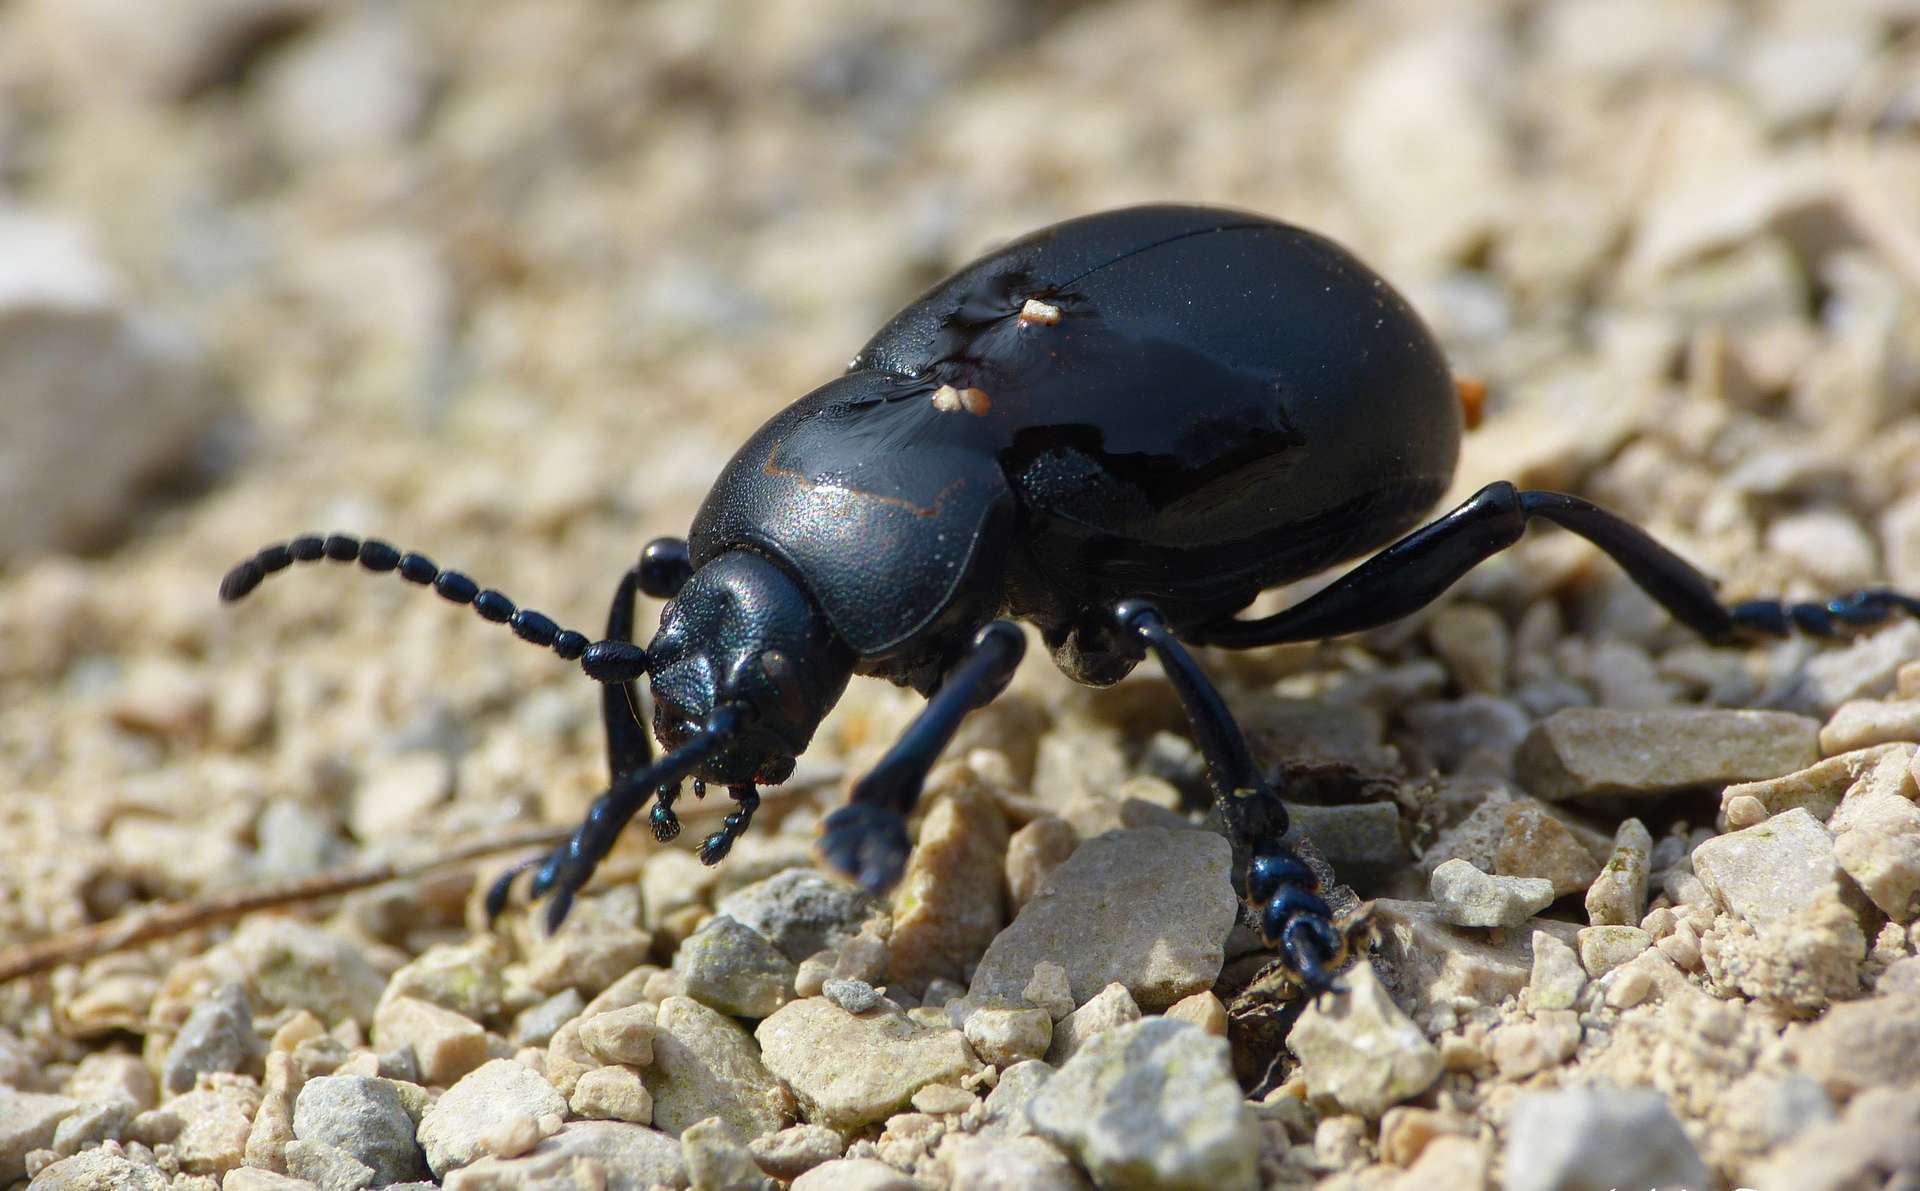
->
xmin=1109 ymin=599 xmax=1362 ymax=998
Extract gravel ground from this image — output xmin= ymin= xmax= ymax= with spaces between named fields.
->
xmin=3 ymin=1 xmax=1920 ymax=1189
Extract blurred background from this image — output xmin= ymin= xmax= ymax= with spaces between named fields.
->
xmin=0 ymin=0 xmax=1917 ymax=1086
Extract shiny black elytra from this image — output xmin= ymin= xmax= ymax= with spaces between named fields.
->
xmin=220 ymin=204 xmax=1920 ymax=997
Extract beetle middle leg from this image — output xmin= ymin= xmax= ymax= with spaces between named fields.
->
xmin=818 ymin=621 xmax=1026 ymax=893
xmin=1108 ymin=600 xmax=1360 ymax=998
xmin=1189 ymin=481 xmax=1920 ymax=649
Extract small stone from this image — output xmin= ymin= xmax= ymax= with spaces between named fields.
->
xmin=755 ymin=998 xmax=976 ymax=1131
xmin=644 ymin=997 xmax=793 ymax=1139
xmin=1503 ymin=1086 xmax=1709 ymax=1191
xmin=64 ymin=1052 xmax=156 ymax=1109
xmin=1604 ymin=962 xmax=1653 ymax=1009
xmin=1656 ymin=922 xmax=1703 ymax=971
xmin=716 ymin=870 xmax=881 ymax=964
xmin=1784 ymin=992 xmax=1920 ymax=1099
xmin=513 ymin=989 xmax=585 ymax=1049
xmin=822 ymin=978 xmax=883 ymax=1014
xmin=888 ymin=786 xmax=1009 ymax=991
xmin=1489 ymin=1012 xmax=1581 ymax=1079
xmin=1313 ymin=1113 xmax=1368 ymax=1169
xmin=790 ymin=1157 xmax=919 ymax=1191
xmin=578 ymin=1003 xmax=657 ymax=1067
xmin=49 ymin=1099 xmax=129 ymax=1156
xmin=1723 ymin=794 xmax=1769 ymax=829
xmin=1430 ymin=859 xmax=1555 ymax=927
xmin=1163 ymin=991 xmax=1228 ymax=1037
xmin=680 ymin=1116 xmax=766 ymax=1191
xmin=245 ymin=1051 xmax=299 ymax=1173
xmin=1819 ymin=698 xmax=1920 ymax=755
xmin=381 ymin=937 xmax=508 ymax=1025
xmin=0 ymin=1087 xmax=76 ymax=1182
xmin=223 ymin=919 xmax=386 ymax=1028
xmin=222 ymin=1172 xmax=319 ymax=1191
xmin=1006 ymin=817 xmax=1079 ymax=912
xmin=0 ymin=209 xmax=226 ymax=562
xmin=284 ymin=1138 xmax=375 ymax=1190
xmin=348 ymin=750 xmax=453 ymax=841
xmin=963 ymin=1004 xmax=1052 ymax=1066
xmin=943 ymin=1134 xmax=1091 ymax=1191
xmin=520 ymin=890 xmax=654 ymax=997
xmin=292 ymin=1075 xmax=427 ymax=1185
xmin=415 ymin=1059 xmax=566 ymax=1177
xmin=1691 ymin=807 xmax=1857 ymax=930
xmin=674 ymin=915 xmax=798 ymax=1019
xmin=1401 ymin=696 xmax=1533 ymax=776
xmin=1493 ymin=801 xmax=1603 ymax=895
xmin=1044 ymin=983 xmax=1141 ymax=1065
xmin=1428 ymin=603 xmax=1509 ymax=694
xmin=1022 ymin=963 xmax=1075 ymax=1022
xmin=26 ymin=1148 xmax=172 ymax=1191
xmin=1371 ymin=899 xmax=1578 ymax=1013
xmin=1576 ymin=926 xmax=1650 ymax=978
xmin=1722 ymin=743 xmax=1917 ymax=825
xmin=1584 ymin=818 xmax=1652 ymax=926
xmin=1794 ymin=621 xmax=1920 ymax=715
xmin=570 ymin=1065 xmax=654 ymax=1125
xmin=908 ymin=1083 xmax=974 ymax=1115
xmin=1747 ymin=1082 xmax=1920 ymax=1190
xmin=371 ymin=996 xmax=487 ymax=1088
xmin=444 ymin=1120 xmax=687 ymax=1190
xmin=1528 ymin=930 xmax=1587 ymax=1011
xmin=1288 ymin=965 xmax=1441 ymax=1118
xmin=168 ymin=1079 xmax=263 ymax=1177
xmin=1282 ymin=801 xmax=1412 ymax=887
xmin=1377 ymin=1106 xmax=1473 ymax=1168
xmin=979 ymin=1060 xmax=1053 ymax=1138
xmin=750 ymin=1123 xmax=844 ymax=1181
xmin=1831 ymin=787 xmax=1920 ymax=922
xmin=1700 ymin=898 xmax=1866 ymax=1008
xmin=1517 ymin=708 xmax=1821 ymax=800
xmin=971 ymin=828 xmax=1237 ymax=1011
xmin=1029 ymin=1018 xmax=1258 ymax=1191
xmin=162 ymin=982 xmax=260 ymax=1095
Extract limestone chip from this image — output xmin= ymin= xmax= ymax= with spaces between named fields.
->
xmin=1516 ymin=707 xmax=1820 ymax=799
xmin=755 ymin=997 xmax=975 ymax=1130
xmin=1288 ymin=964 xmax=1441 ymax=1119
xmin=643 ymin=996 xmax=793 ymax=1139
xmin=969 ymin=828 xmax=1237 ymax=1011
xmin=1027 ymin=1018 xmax=1259 ymax=1191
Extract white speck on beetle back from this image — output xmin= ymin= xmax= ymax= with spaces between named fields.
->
xmin=931 ymin=384 xmax=992 ymax=415
xmin=1018 ymin=298 xmax=1062 ymax=326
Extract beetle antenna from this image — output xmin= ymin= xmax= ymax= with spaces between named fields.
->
xmin=491 ymin=704 xmax=745 ymax=931
xmin=219 ymin=532 xmax=650 ymax=681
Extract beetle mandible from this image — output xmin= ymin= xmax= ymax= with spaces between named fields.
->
xmin=220 ymin=204 xmax=1920 ymax=996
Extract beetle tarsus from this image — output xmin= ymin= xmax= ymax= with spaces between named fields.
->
xmin=649 ymin=792 xmax=683 ymax=842
xmin=1728 ymin=588 xmax=1920 ymax=642
xmin=818 ymin=803 xmax=912 ymax=893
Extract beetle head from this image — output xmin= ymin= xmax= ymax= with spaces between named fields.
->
xmin=644 ymin=549 xmax=854 ymax=785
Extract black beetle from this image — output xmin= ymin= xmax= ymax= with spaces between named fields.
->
xmin=220 ymin=204 xmax=1920 ymax=995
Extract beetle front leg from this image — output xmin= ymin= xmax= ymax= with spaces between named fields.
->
xmin=818 ymin=621 xmax=1026 ymax=893
xmin=1110 ymin=599 xmax=1362 ymax=998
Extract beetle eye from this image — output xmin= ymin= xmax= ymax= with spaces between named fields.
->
xmin=756 ymin=649 xmax=811 ymax=724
